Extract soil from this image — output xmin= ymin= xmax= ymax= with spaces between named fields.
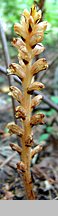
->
xmin=0 ymin=40 xmax=58 ymax=200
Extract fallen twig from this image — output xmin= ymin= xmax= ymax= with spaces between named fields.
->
xmin=0 ymin=152 xmax=17 ymax=169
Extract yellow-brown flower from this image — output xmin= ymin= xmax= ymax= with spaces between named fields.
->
xmin=7 ymin=5 xmax=48 ymax=200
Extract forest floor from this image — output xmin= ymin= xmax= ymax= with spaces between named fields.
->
xmin=0 ymin=41 xmax=58 ymax=200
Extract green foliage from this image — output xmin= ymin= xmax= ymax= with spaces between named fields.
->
xmin=51 ymin=96 xmax=58 ymax=104
xmin=44 ymin=0 xmax=58 ymax=45
xmin=0 ymin=0 xmax=33 ymax=24
xmin=0 ymin=0 xmax=33 ymax=34
xmin=45 ymin=0 xmax=58 ymax=27
xmin=39 ymin=133 xmax=49 ymax=142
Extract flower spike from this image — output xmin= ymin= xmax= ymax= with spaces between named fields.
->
xmin=7 ymin=4 xmax=48 ymax=200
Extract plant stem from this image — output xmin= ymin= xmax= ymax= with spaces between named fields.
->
xmin=21 ymin=64 xmax=35 ymax=199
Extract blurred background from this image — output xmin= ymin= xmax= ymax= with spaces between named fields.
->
xmin=0 ymin=0 xmax=58 ymax=44
xmin=0 ymin=0 xmax=58 ymax=200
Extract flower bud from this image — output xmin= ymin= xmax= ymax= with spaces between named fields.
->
xmin=9 ymin=86 xmax=23 ymax=103
xmin=31 ymin=95 xmax=42 ymax=109
xmin=10 ymin=143 xmax=22 ymax=154
xmin=8 ymin=63 xmax=25 ymax=80
xmin=7 ymin=122 xmax=23 ymax=137
xmin=15 ymin=106 xmax=26 ymax=120
xmin=31 ymin=58 xmax=48 ymax=75
xmin=14 ymin=23 xmax=26 ymax=39
xmin=17 ymin=161 xmax=26 ymax=172
xmin=27 ymin=82 xmax=45 ymax=94
xmin=30 ymin=113 xmax=45 ymax=126
xmin=32 ymin=43 xmax=45 ymax=57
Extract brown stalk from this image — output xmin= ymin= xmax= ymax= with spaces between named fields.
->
xmin=7 ymin=5 xmax=48 ymax=200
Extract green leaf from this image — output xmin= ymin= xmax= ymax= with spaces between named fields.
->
xmin=46 ymin=109 xmax=56 ymax=117
xmin=51 ymin=96 xmax=58 ymax=104
xmin=47 ymin=126 xmax=53 ymax=133
xmin=39 ymin=133 xmax=49 ymax=142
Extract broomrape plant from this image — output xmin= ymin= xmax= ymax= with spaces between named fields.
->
xmin=7 ymin=5 xmax=48 ymax=200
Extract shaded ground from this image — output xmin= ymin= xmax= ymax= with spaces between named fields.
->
xmin=0 ymin=42 xmax=58 ymax=199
